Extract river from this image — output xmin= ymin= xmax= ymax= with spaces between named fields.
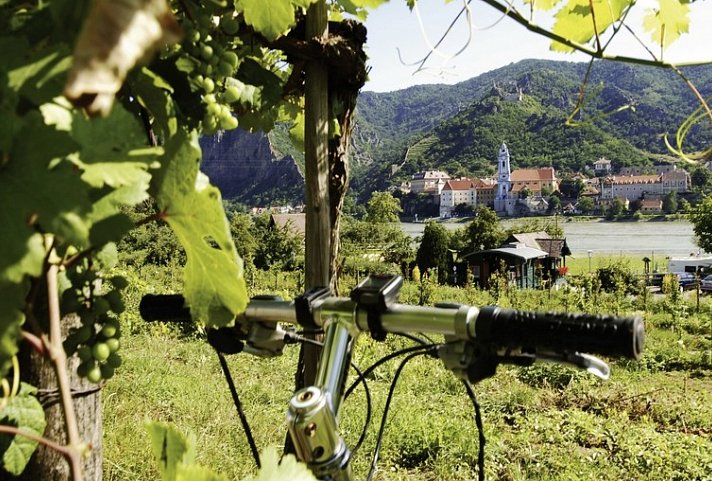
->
xmin=400 ymin=218 xmax=704 ymax=258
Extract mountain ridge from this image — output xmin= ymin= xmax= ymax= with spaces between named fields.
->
xmin=200 ymin=58 xmax=712 ymax=205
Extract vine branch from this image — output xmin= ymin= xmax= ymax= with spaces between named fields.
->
xmin=45 ymin=257 xmax=85 ymax=481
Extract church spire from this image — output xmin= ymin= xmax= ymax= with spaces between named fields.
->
xmin=494 ymin=143 xmax=511 ymax=214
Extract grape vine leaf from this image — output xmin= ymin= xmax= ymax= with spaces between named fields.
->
xmin=238 ymin=0 xmax=296 ymax=42
xmin=0 ymin=281 xmax=28 ymax=381
xmin=243 ymin=447 xmax=317 ymax=481
xmin=551 ymin=0 xmax=630 ymax=52
xmin=0 ymin=383 xmax=47 ymax=476
xmin=525 ymin=0 xmax=564 ymax=11
xmin=643 ymin=0 xmax=690 ymax=49
xmin=337 ymin=0 xmax=388 ymax=17
xmin=152 ymin=129 xmax=247 ymax=325
xmin=146 ymin=421 xmax=196 ymax=481
xmin=176 ymin=465 xmax=229 ymax=481
xmin=0 ymin=113 xmax=91 ymax=283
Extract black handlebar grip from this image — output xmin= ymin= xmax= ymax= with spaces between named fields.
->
xmin=475 ymin=306 xmax=644 ymax=359
xmin=139 ymin=294 xmax=192 ymax=322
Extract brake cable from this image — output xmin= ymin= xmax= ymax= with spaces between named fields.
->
xmin=365 ymin=346 xmax=438 ymax=481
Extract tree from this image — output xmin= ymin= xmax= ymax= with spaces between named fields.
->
xmin=364 ymin=191 xmax=402 ymax=223
xmin=690 ymin=197 xmax=712 ymax=253
xmin=416 ymin=221 xmax=450 ymax=283
xmin=663 ymin=192 xmax=678 ymax=214
xmin=577 ymin=196 xmax=595 ymax=214
xmin=547 ymin=195 xmax=562 ymax=214
xmin=691 ymin=167 xmax=712 ymax=192
xmin=606 ymin=198 xmax=627 ymax=219
xmin=465 ymin=206 xmax=506 ymax=253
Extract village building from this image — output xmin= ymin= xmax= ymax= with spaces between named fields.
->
xmin=463 ymin=231 xmax=571 ymax=289
xmin=639 ymin=198 xmax=663 ymax=214
xmin=439 ymin=178 xmax=477 ymax=218
xmin=599 ymin=168 xmax=690 ymax=202
xmin=473 ymin=178 xmax=497 ymax=208
xmin=593 ymin=157 xmax=612 ymax=176
xmin=269 ymin=213 xmax=306 ymax=237
xmin=410 ymin=170 xmax=450 ymax=194
xmin=494 ymin=143 xmax=559 ymax=216
xmin=618 ymin=165 xmax=677 ymax=176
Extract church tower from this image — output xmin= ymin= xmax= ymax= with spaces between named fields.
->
xmin=494 ymin=142 xmax=511 ymax=214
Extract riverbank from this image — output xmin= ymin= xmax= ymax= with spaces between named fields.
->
xmin=400 ymin=217 xmax=704 ymax=259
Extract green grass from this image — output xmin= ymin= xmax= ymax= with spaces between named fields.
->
xmin=103 ymin=275 xmax=712 ymax=481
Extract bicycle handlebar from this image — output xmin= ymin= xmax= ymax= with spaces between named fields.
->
xmin=139 ymin=293 xmax=644 ymax=360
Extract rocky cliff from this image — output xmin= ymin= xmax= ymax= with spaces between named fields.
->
xmin=200 ymin=128 xmax=304 ymax=205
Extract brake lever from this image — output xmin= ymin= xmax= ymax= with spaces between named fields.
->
xmin=536 ymin=351 xmax=610 ymax=380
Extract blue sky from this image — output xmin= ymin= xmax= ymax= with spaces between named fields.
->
xmin=362 ymin=0 xmax=712 ymax=93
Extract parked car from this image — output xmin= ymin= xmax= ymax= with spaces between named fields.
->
xmin=676 ymin=272 xmax=698 ymax=291
xmin=701 ymin=274 xmax=712 ymax=292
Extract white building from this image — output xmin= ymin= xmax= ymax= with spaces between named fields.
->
xmin=410 ymin=170 xmax=450 ymax=194
xmin=599 ymin=168 xmax=690 ymax=201
xmin=439 ymin=179 xmax=477 ymax=218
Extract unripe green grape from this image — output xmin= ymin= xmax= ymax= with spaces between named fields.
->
xmin=217 ymin=60 xmax=234 ymax=78
xmin=189 ymin=30 xmax=200 ymax=43
xmin=78 ymin=345 xmax=93 ymax=362
xmin=100 ymin=364 xmax=115 ymax=380
xmin=208 ymin=54 xmax=220 ymax=66
xmin=203 ymin=77 xmax=215 ymax=93
xmin=106 ymin=353 xmax=122 ymax=369
xmin=75 ymin=325 xmax=93 ymax=344
xmin=207 ymin=101 xmax=221 ymax=116
xmin=222 ymin=51 xmax=238 ymax=67
xmin=106 ymin=338 xmax=120 ymax=353
xmin=202 ymin=114 xmax=218 ymax=135
xmin=100 ymin=323 xmax=117 ymax=339
xmin=220 ymin=16 xmax=239 ymax=35
xmin=223 ymin=85 xmax=240 ymax=104
xmin=92 ymin=342 xmax=111 ymax=362
xmin=86 ymin=365 xmax=102 ymax=384
xmin=220 ymin=114 xmax=238 ymax=130
xmin=200 ymin=44 xmax=214 ymax=60
xmin=77 ymin=360 xmax=95 ymax=378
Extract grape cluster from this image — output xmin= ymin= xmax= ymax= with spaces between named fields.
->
xmin=62 ymin=267 xmax=125 ymax=384
xmin=178 ymin=10 xmax=241 ymax=135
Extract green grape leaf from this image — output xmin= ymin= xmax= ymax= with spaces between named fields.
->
xmin=146 ymin=421 xmax=196 ymax=481
xmin=291 ymin=0 xmax=319 ymax=8
xmin=176 ymin=465 xmax=229 ymax=481
xmin=551 ymin=0 xmax=630 ymax=52
xmin=289 ymin=112 xmax=305 ymax=152
xmin=7 ymin=43 xmax=72 ymax=107
xmin=0 ymin=383 xmax=47 ymax=476
xmin=335 ymin=0 xmax=387 ymax=18
xmin=238 ymin=0 xmax=296 ymax=41
xmin=0 ymin=281 xmax=28 ymax=380
xmin=525 ymin=0 xmax=564 ymax=11
xmin=244 ymin=447 xmax=317 ymax=481
xmin=69 ymin=103 xmax=161 ymax=188
xmin=643 ymin=0 xmax=690 ymax=49
xmin=132 ymin=68 xmax=178 ymax=137
xmin=0 ymin=114 xmax=91 ymax=282
xmin=153 ymin=129 xmax=247 ymax=325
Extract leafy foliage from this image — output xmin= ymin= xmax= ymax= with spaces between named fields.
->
xmin=0 ymin=384 xmax=47 ymax=476
xmin=689 ymin=196 xmax=712 ymax=253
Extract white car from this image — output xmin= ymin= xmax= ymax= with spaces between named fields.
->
xmin=701 ymin=274 xmax=712 ymax=292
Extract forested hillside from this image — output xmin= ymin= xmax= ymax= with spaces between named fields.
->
xmin=353 ymin=60 xmax=712 ymax=197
